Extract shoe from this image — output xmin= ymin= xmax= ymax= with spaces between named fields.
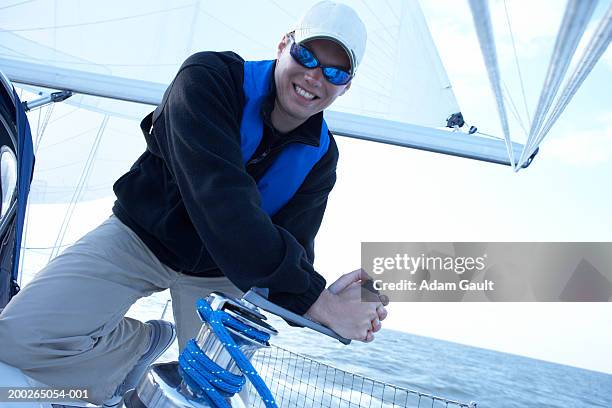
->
xmin=102 ymin=320 xmax=176 ymax=407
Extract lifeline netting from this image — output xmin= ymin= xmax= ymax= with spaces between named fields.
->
xmin=248 ymin=345 xmax=476 ymax=408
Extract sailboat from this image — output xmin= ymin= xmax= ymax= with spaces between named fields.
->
xmin=0 ymin=0 xmax=610 ymax=406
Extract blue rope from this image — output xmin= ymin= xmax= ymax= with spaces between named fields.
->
xmin=178 ymin=298 xmax=277 ymax=408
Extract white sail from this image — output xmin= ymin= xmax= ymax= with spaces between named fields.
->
xmin=0 ymin=0 xmax=475 ymax=203
xmin=1 ymin=1 xmax=460 ymax=124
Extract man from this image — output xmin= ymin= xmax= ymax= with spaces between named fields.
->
xmin=0 ymin=1 xmax=387 ymax=405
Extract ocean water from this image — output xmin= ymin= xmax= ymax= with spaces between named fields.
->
xmin=123 ymin=290 xmax=612 ymax=408
xmin=272 ymin=327 xmax=612 ymax=407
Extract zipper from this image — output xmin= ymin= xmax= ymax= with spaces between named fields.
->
xmin=247 ymin=135 xmax=320 ymax=167
xmin=247 ymin=148 xmax=270 ymax=166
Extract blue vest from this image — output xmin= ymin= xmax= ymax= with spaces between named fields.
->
xmin=240 ymin=60 xmax=330 ymax=216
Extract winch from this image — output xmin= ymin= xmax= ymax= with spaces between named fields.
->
xmin=120 ymin=288 xmax=349 ymax=408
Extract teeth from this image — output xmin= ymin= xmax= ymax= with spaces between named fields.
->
xmin=294 ymin=84 xmax=315 ymax=100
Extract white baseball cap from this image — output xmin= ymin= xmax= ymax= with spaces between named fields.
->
xmin=293 ymin=1 xmax=367 ymax=75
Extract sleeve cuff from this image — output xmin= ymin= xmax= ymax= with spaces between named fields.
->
xmin=268 ymin=270 xmax=326 ymax=317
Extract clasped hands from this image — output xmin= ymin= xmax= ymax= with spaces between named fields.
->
xmin=305 ymin=269 xmax=389 ymax=342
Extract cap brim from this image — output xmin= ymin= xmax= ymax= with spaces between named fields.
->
xmin=296 ymin=34 xmax=356 ymax=76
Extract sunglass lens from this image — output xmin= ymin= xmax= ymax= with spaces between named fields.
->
xmin=290 ymin=42 xmax=352 ymax=85
xmin=293 ymin=44 xmax=318 ymax=68
xmin=322 ymin=67 xmax=351 ymax=85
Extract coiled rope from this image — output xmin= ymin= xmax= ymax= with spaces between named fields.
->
xmin=178 ymin=298 xmax=277 ymax=408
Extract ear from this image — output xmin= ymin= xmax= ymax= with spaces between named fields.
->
xmin=277 ymin=35 xmax=290 ymax=59
xmin=339 ymin=81 xmax=352 ymax=96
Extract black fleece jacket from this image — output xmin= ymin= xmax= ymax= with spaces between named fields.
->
xmin=112 ymin=51 xmax=339 ymax=315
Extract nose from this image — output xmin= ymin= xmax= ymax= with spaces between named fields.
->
xmin=304 ymin=68 xmax=323 ymax=87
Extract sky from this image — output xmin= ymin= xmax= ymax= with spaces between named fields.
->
xmin=2 ymin=0 xmax=611 ymax=375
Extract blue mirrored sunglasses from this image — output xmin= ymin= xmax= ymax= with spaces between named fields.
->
xmin=289 ymin=42 xmax=353 ymax=86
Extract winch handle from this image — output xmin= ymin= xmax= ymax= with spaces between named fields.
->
xmin=243 ymin=287 xmax=351 ymax=345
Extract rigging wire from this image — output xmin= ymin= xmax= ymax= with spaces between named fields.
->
xmin=358 ymin=62 xmax=395 ymax=82
xmin=34 ymin=105 xmax=42 ymax=141
xmin=18 ymin=202 xmax=30 ymax=287
xmin=350 ymin=69 xmax=394 ymax=95
xmin=0 ymin=3 xmax=196 ymax=32
xmin=25 ymin=243 xmax=72 ymax=251
xmin=475 ymin=131 xmax=504 ymax=141
xmin=198 ymin=9 xmax=270 ymax=53
xmin=183 ymin=1 xmax=201 ymax=58
xmin=48 ymin=106 xmax=81 ymax=125
xmin=35 ymin=104 xmax=54 ymax=151
xmin=20 ymin=102 xmax=52 ymax=281
xmin=363 ymin=33 xmax=397 ymax=63
xmin=518 ymin=0 xmax=598 ymax=167
xmin=36 ymin=126 xmax=100 ymax=151
xmin=0 ymin=44 xmax=32 ymax=59
xmin=344 ymin=84 xmax=392 ymax=104
xmin=524 ymin=2 xmax=612 ymax=161
xmin=501 ymin=80 xmax=529 ymax=138
xmin=34 ymin=184 xmax=112 ymax=196
xmin=467 ymin=0 xmax=516 ymax=170
xmin=267 ymin=0 xmax=298 ymax=20
xmin=360 ymin=0 xmax=400 ymax=50
xmin=0 ymin=0 xmax=38 ymax=11
xmin=48 ymin=115 xmax=108 ymax=262
xmin=503 ymin=0 xmax=531 ymax=127
xmin=384 ymin=0 xmax=402 ymax=23
xmin=0 ymin=50 xmax=179 ymax=67
xmin=356 ymin=0 xmax=401 ymax=61
xmin=35 ymin=160 xmax=88 ymax=173
xmin=16 ymin=59 xmax=178 ymax=68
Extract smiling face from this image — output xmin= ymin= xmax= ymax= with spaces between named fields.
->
xmin=271 ymin=35 xmax=352 ymax=133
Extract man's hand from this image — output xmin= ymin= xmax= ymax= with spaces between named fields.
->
xmin=305 ymin=269 xmax=389 ymax=342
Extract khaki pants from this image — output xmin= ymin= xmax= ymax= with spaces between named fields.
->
xmin=0 ymin=216 xmax=243 ymax=404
